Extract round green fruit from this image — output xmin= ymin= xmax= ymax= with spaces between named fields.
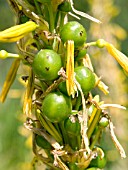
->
xmin=41 ymin=92 xmax=72 ymax=123
xmin=32 ymin=49 xmax=62 ymax=81
xmin=60 ymin=21 xmax=87 ymax=47
xmin=75 ymin=66 xmax=95 ymax=94
xmin=99 ymin=117 xmax=109 ymax=128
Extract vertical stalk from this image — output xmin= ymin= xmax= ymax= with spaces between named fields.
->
xmin=74 ymin=94 xmax=81 ymax=110
xmin=77 ymin=135 xmax=81 ymax=150
xmin=87 ymin=109 xmax=102 ymax=139
xmin=59 ymin=121 xmax=69 ymax=144
xmin=47 ymin=3 xmax=55 ymax=33
xmin=90 ymin=128 xmax=101 ymax=149
xmin=34 ymin=0 xmax=42 ymax=15
xmin=88 ymin=107 xmax=97 ymax=127
xmin=54 ymin=123 xmax=62 ymax=138
xmin=43 ymin=116 xmax=62 ymax=142
xmin=36 ymin=111 xmax=62 ymax=143
xmin=59 ymin=12 xmax=66 ymax=31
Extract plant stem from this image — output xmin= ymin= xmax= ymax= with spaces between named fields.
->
xmin=43 ymin=116 xmax=63 ymax=143
xmin=36 ymin=111 xmax=62 ymax=143
xmin=40 ymin=76 xmax=65 ymax=99
xmin=90 ymin=128 xmax=101 ymax=150
xmin=59 ymin=12 xmax=66 ymax=31
xmin=74 ymin=94 xmax=81 ymax=110
xmin=36 ymin=154 xmax=60 ymax=170
xmin=47 ymin=3 xmax=55 ymax=33
xmin=88 ymin=107 xmax=97 ymax=127
xmin=59 ymin=121 xmax=69 ymax=144
xmin=84 ymin=41 xmax=97 ymax=48
xmin=54 ymin=123 xmax=62 ymax=139
xmin=77 ymin=135 xmax=81 ymax=150
xmin=54 ymin=10 xmax=60 ymax=29
xmin=34 ymin=0 xmax=42 ymax=15
xmin=87 ymin=109 xmax=102 ymax=139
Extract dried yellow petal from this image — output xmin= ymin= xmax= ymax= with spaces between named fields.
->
xmin=94 ymin=74 xmax=109 ymax=95
xmin=106 ymin=43 xmax=128 ymax=73
xmin=0 ymin=59 xmax=20 ymax=102
xmin=66 ymin=40 xmax=76 ymax=96
xmin=0 ymin=21 xmax=38 ymax=42
xmin=23 ymin=68 xmax=34 ymax=115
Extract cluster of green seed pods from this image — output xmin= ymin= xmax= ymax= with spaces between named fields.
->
xmin=0 ymin=0 xmax=127 ymax=170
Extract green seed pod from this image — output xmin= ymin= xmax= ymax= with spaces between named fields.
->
xmin=32 ymin=49 xmax=62 ymax=81
xmin=58 ymin=0 xmax=72 ymax=12
xmin=99 ymin=117 xmax=109 ymax=128
xmin=75 ymin=66 xmax=96 ymax=94
xmin=42 ymin=92 xmax=72 ymax=123
xmin=89 ymin=149 xmax=107 ymax=169
xmin=35 ymin=135 xmax=51 ymax=149
xmin=60 ymin=21 xmax=87 ymax=48
xmin=64 ymin=114 xmax=81 ymax=136
xmin=58 ymin=81 xmax=68 ymax=96
xmin=75 ymin=49 xmax=87 ymax=61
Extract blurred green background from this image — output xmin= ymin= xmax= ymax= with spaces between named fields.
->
xmin=0 ymin=0 xmax=128 ymax=170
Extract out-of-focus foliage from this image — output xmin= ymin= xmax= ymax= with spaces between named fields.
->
xmin=0 ymin=0 xmax=128 ymax=170
xmin=0 ymin=1 xmax=33 ymax=170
